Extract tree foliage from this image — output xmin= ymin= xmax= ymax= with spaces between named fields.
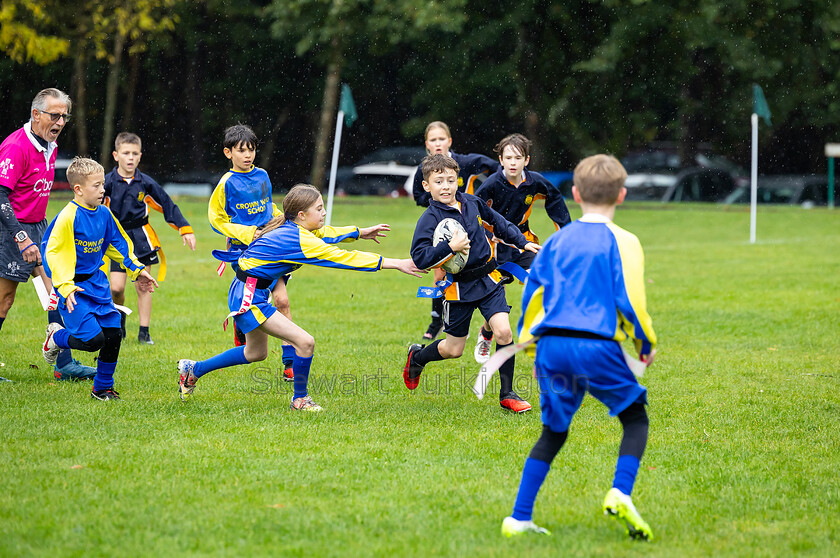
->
xmin=1 ymin=0 xmax=839 ymax=181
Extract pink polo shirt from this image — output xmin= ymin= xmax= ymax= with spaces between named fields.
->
xmin=0 ymin=122 xmax=57 ymax=223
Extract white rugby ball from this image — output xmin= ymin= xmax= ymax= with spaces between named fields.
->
xmin=433 ymin=218 xmax=469 ymax=274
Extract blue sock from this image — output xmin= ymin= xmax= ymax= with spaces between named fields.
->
xmin=612 ymin=454 xmax=641 ymax=495
xmin=511 ymin=457 xmax=551 ymax=521
xmin=53 ymin=328 xmax=72 ymax=349
xmin=93 ymin=360 xmax=117 ymax=392
xmin=193 ymin=346 xmax=248 ymax=378
xmin=292 ymin=354 xmax=313 ymax=400
xmin=282 ymin=345 xmax=296 ymax=369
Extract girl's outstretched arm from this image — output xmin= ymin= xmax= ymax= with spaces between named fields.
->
xmin=382 ymin=258 xmax=425 ymax=277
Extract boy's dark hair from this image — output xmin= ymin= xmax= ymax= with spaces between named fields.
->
xmin=223 ymin=124 xmax=257 ymax=150
xmin=421 ymin=154 xmax=460 ymax=182
xmin=115 ymin=132 xmax=142 ymax=151
xmin=573 ymin=154 xmax=627 ymax=205
xmin=494 ymin=133 xmax=531 ymax=158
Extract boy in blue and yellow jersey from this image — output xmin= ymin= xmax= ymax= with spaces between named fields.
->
xmin=207 ymin=124 xmax=299 ymax=374
xmin=472 ymin=133 xmax=571 ymax=363
xmin=105 ymin=132 xmax=196 ymax=345
xmin=178 ymin=184 xmax=421 ymax=411
xmin=41 ymin=158 xmax=158 ymax=400
xmin=412 ymin=122 xmax=499 ymax=341
xmin=501 ymin=154 xmax=657 ymax=541
xmin=404 ymin=154 xmax=540 ymax=414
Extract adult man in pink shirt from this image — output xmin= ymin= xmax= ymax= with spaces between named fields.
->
xmin=0 ymin=88 xmax=95 ymax=380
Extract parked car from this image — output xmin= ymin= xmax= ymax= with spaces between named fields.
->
xmin=624 ymin=167 xmax=737 ymax=202
xmin=722 ymin=175 xmax=831 ymax=207
xmin=336 ymin=162 xmax=417 ymax=197
xmin=162 ymin=169 xmax=222 ymax=197
xmin=331 ymin=146 xmax=425 ymax=196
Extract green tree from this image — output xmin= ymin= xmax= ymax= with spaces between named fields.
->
xmin=0 ymin=1 xmax=69 ymax=64
xmin=267 ymin=0 xmax=466 ymax=188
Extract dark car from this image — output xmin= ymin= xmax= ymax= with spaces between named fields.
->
xmin=723 ymin=175 xmax=831 ymax=207
xmin=624 ymin=167 xmax=737 ymax=202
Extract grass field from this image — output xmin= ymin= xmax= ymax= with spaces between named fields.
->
xmin=1 ymin=195 xmax=838 ymax=557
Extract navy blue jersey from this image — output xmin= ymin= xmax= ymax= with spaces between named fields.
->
xmin=475 ymin=166 xmax=571 ymax=240
xmin=413 ymin=151 xmax=499 ymax=207
xmin=104 ymin=168 xmax=193 ymax=259
xmin=410 ymin=191 xmax=528 ymax=302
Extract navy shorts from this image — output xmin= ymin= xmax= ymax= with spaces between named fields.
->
xmin=0 ymin=219 xmax=47 ymax=282
xmin=442 ymin=284 xmax=511 ymax=338
xmin=535 ymin=335 xmax=647 ymax=433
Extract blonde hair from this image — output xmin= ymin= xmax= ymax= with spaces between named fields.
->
xmin=573 ymin=154 xmax=627 ymax=205
xmin=66 ymin=157 xmax=104 ymax=188
xmin=257 ymin=184 xmax=322 ymax=237
xmin=425 ymin=121 xmax=451 ymax=141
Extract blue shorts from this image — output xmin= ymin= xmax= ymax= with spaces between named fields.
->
xmin=59 ymin=295 xmax=121 ymax=342
xmin=442 ymin=284 xmax=511 ymax=338
xmin=535 ymin=335 xmax=647 ymax=433
xmin=227 ymin=278 xmax=277 ymax=334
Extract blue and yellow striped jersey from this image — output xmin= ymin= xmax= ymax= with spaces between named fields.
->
xmin=519 ymin=214 xmax=656 ymax=355
xmin=42 ymin=200 xmax=143 ymax=302
xmin=208 ymin=166 xmax=282 ymax=247
xmin=215 ymin=220 xmax=380 ymax=279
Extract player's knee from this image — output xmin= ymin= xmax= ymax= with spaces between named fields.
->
xmin=441 ymin=342 xmax=463 ymax=358
xmin=0 ymin=290 xmax=16 ymax=314
xmin=80 ymin=331 xmax=106 ymax=352
xmin=273 ymin=295 xmax=291 ymax=315
xmin=495 ymin=329 xmax=513 ymax=345
xmin=244 ymin=345 xmax=268 ymax=362
xmin=528 ymin=425 xmax=568 ymax=464
xmin=296 ymin=334 xmax=315 ymax=358
xmin=618 ymin=402 xmax=648 ymax=428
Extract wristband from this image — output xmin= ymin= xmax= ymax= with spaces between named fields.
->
xmin=19 ymin=242 xmax=35 ymax=254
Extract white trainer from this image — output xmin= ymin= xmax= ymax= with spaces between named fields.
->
xmin=43 ymin=322 xmax=63 ymax=364
xmin=474 ymin=330 xmax=492 ymax=364
xmin=501 ymin=516 xmax=551 ymax=537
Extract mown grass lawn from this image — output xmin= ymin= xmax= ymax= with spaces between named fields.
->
xmin=1 ymin=195 xmax=838 ymax=557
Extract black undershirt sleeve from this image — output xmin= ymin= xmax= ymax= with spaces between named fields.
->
xmin=0 ymin=186 xmax=25 ymax=238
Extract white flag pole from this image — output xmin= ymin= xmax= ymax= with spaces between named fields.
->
xmin=325 ymin=110 xmax=345 ymax=227
xmin=750 ymin=113 xmax=758 ymax=244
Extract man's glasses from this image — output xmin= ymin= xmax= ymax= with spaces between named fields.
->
xmin=38 ymin=110 xmax=71 ymax=123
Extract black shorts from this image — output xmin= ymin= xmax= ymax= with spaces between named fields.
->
xmin=0 ymin=219 xmax=47 ymax=282
xmin=442 ymin=284 xmax=511 ymax=338
xmin=109 ymin=250 xmax=158 ymax=272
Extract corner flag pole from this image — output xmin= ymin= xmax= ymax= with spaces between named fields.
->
xmin=750 ymin=113 xmax=758 ymax=244
xmin=325 ymin=84 xmax=358 ymax=227
xmin=325 ymin=110 xmax=344 ymax=227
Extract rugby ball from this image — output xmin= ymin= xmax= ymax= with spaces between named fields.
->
xmin=433 ymin=218 xmax=469 ymax=274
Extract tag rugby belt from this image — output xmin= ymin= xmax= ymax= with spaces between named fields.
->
xmin=235 ymin=268 xmax=273 ymax=290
